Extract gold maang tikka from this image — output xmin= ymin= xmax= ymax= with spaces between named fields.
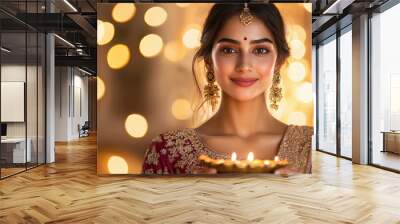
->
xmin=239 ymin=3 xmax=253 ymax=26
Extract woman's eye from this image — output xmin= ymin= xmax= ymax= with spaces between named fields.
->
xmin=254 ymin=48 xmax=269 ymax=55
xmin=221 ymin=47 xmax=237 ymax=54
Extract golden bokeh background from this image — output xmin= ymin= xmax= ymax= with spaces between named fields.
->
xmin=97 ymin=3 xmax=312 ymax=174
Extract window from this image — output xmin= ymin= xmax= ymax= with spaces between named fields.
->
xmin=317 ymin=36 xmax=337 ymax=154
xmin=370 ymin=2 xmax=400 ymax=171
xmin=339 ymin=28 xmax=352 ymax=158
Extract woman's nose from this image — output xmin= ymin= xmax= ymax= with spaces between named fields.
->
xmin=236 ymin=53 xmax=253 ymax=73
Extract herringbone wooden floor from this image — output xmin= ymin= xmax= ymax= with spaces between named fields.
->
xmin=1 ymin=135 xmax=400 ymax=224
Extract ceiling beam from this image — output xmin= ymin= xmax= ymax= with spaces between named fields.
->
xmin=55 ymin=55 xmax=96 ymax=70
xmin=67 ymin=13 xmax=96 ymax=39
xmin=322 ymin=0 xmax=356 ymax=14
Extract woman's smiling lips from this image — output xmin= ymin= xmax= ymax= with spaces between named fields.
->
xmin=230 ymin=77 xmax=259 ymax=87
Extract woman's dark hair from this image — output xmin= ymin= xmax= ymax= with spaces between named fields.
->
xmin=191 ymin=3 xmax=290 ymax=125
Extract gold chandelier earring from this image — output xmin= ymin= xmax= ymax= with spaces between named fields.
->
xmin=204 ymin=70 xmax=220 ymax=112
xmin=269 ymin=72 xmax=283 ymax=111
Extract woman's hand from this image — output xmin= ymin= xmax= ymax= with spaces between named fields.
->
xmin=192 ymin=167 xmax=218 ymax=174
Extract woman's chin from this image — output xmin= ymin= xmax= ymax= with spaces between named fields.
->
xmin=225 ymin=92 xmax=260 ymax=102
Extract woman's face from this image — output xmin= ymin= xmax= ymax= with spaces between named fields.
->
xmin=210 ymin=15 xmax=278 ymax=102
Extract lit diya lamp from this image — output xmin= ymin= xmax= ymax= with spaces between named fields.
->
xmin=198 ymin=152 xmax=289 ymax=174
xmin=222 ymin=152 xmax=236 ymax=172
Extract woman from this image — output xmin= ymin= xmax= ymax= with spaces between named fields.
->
xmin=142 ymin=3 xmax=313 ymax=175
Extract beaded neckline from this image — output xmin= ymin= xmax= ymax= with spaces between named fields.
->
xmin=188 ymin=125 xmax=293 ymax=159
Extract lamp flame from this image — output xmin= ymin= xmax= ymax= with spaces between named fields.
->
xmin=247 ymin=152 xmax=254 ymax=161
xmin=231 ymin=152 xmax=237 ymax=161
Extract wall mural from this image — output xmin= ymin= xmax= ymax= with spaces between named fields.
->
xmin=97 ymin=3 xmax=312 ymax=174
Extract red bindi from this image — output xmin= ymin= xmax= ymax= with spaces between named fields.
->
xmin=244 ymin=37 xmax=247 ymax=40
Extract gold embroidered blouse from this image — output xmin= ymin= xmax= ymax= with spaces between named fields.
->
xmin=142 ymin=125 xmax=313 ymax=174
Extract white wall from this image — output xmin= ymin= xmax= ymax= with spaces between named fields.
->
xmin=1 ymin=65 xmax=36 ymax=138
xmin=71 ymin=73 xmax=89 ymax=138
xmin=55 ymin=66 xmax=69 ymax=141
xmin=55 ymin=67 xmax=89 ymax=141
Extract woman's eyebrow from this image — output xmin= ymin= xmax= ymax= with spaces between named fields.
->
xmin=216 ymin=38 xmax=240 ymax=44
xmin=250 ymin=38 xmax=274 ymax=44
xmin=216 ymin=37 xmax=274 ymax=44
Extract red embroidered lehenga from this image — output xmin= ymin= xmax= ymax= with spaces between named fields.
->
xmin=142 ymin=125 xmax=313 ymax=174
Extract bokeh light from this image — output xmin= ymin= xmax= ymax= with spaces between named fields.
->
xmin=295 ymin=82 xmax=313 ymax=103
xmin=97 ymin=76 xmax=106 ymax=100
xmin=107 ymin=156 xmax=129 ymax=174
xmin=139 ymin=34 xmax=164 ymax=58
xmin=287 ymin=24 xmax=306 ymax=42
xmin=164 ymin=41 xmax=186 ymax=62
xmin=182 ymin=28 xmax=201 ymax=49
xmin=125 ymin=114 xmax=148 ymax=138
xmin=97 ymin=20 xmax=105 ymax=43
xmin=112 ymin=3 xmax=136 ymax=23
xmin=144 ymin=6 xmax=168 ymax=27
xmin=171 ymin=99 xmax=192 ymax=120
xmin=287 ymin=61 xmax=306 ymax=82
xmin=107 ymin=44 xmax=131 ymax=69
xmin=288 ymin=111 xmax=307 ymax=126
xmin=97 ymin=21 xmax=115 ymax=45
xmin=289 ymin=39 xmax=306 ymax=59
